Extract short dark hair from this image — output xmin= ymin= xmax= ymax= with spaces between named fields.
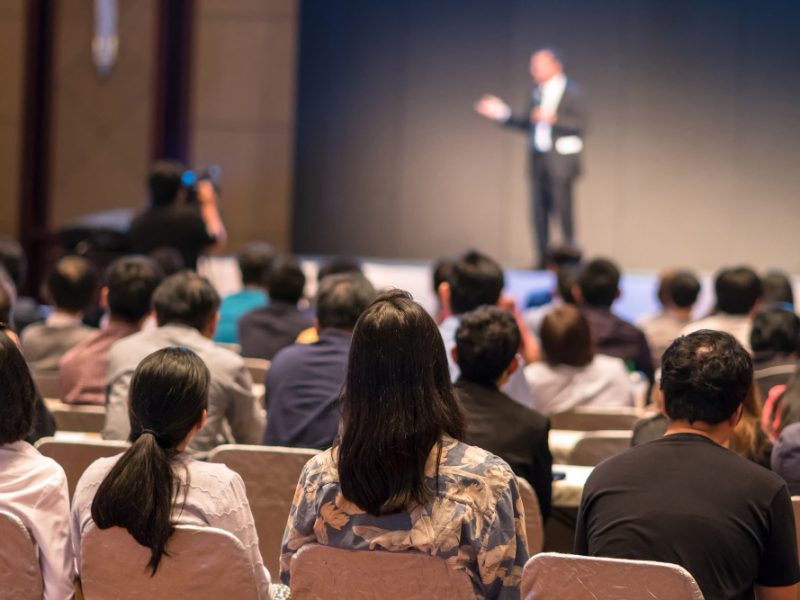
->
xmin=0 ymin=237 xmax=25 ymax=285
xmin=750 ymin=307 xmax=800 ymax=355
xmin=267 ymin=255 xmax=306 ymax=304
xmin=545 ymin=245 xmax=582 ymax=269
xmin=106 ymin=256 xmax=164 ymax=324
xmin=455 ymin=306 xmax=520 ymax=386
xmin=449 ymin=250 xmax=504 ymax=315
xmin=148 ymin=160 xmax=184 ymax=207
xmin=556 ymin=265 xmax=579 ymax=304
xmin=432 ymin=257 xmax=455 ymax=293
xmin=540 ymin=305 xmax=594 ymax=367
xmin=0 ymin=333 xmax=37 ymax=444
xmin=715 ymin=266 xmax=762 ymax=315
xmin=535 ymin=46 xmax=565 ymax=65
xmin=577 ymin=258 xmax=620 ymax=308
xmin=661 ymin=330 xmax=753 ymax=424
xmin=668 ymin=271 xmax=701 ymax=308
xmin=46 ymin=255 xmax=98 ymax=312
xmin=316 ymin=274 xmax=376 ymax=330
xmin=0 ymin=278 xmax=12 ymax=324
xmin=762 ymin=271 xmax=794 ymax=307
xmin=148 ymin=247 xmax=185 ymax=276
xmin=152 ymin=271 xmax=220 ymax=331
xmin=317 ymin=256 xmax=363 ymax=283
xmin=237 ymin=242 xmax=274 ymax=286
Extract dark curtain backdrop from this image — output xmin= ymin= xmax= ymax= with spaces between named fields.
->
xmin=292 ymin=0 xmax=800 ymax=271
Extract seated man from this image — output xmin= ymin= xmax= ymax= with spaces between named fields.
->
xmin=573 ymin=258 xmax=654 ymax=382
xmin=264 ymin=273 xmax=375 ymax=449
xmin=239 ymin=255 xmax=313 ymax=359
xmin=103 ymin=271 xmax=264 ymax=452
xmin=214 ymin=242 xmax=273 ymax=344
xmin=21 ymin=255 xmax=97 ymax=374
xmin=453 ymin=306 xmax=552 ymax=519
xmin=0 ymin=236 xmax=46 ymax=331
xmin=576 ymin=330 xmax=800 ymax=599
xmin=60 ymin=256 xmax=163 ymax=405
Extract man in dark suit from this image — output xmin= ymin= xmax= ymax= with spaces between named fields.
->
xmin=452 ymin=305 xmax=553 ymax=520
xmin=476 ymin=48 xmax=587 ymax=268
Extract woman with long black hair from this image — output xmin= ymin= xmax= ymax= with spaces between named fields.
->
xmin=280 ymin=290 xmax=528 ymax=599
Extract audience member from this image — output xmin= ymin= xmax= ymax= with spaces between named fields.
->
xmin=280 ymin=291 xmax=528 ymax=598
xmin=103 ymin=271 xmax=263 ymax=451
xmin=438 ymin=249 xmax=538 ymax=407
xmin=524 ymin=305 xmax=633 ymax=415
xmin=0 ymin=333 xmax=73 ymax=598
xmin=129 ymin=160 xmax=227 ymax=270
xmin=771 ymin=422 xmax=800 ymax=495
xmin=214 ymin=242 xmax=273 ymax=344
xmin=238 ymin=255 xmax=313 ymax=359
xmin=762 ymin=270 xmax=794 ymax=308
xmin=750 ymin=307 xmax=800 ymax=398
xmin=763 ymin=367 xmax=800 ymax=441
xmin=0 ymin=236 xmax=46 ymax=331
xmin=524 ymin=245 xmax=582 ymax=311
xmin=431 ymin=256 xmax=455 ymax=324
xmin=638 ymin=269 xmax=700 ymax=367
xmin=453 ymin=306 xmax=553 ymax=520
xmin=263 ymin=273 xmax=376 ymax=449
xmin=573 ymin=258 xmax=654 ymax=382
xmin=148 ymin=246 xmax=185 ymax=277
xmin=577 ymin=330 xmax=799 ymax=599
xmin=21 ymin=255 xmax=97 ymax=374
xmin=316 ymin=255 xmax=363 ymax=282
xmin=72 ymin=348 xmax=272 ymax=598
xmin=524 ymin=263 xmax=582 ymax=335
xmin=60 ymin=256 xmax=163 ymax=405
xmin=681 ymin=265 xmax=762 ymax=351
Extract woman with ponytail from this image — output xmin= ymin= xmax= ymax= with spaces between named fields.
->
xmin=70 ymin=347 xmax=272 ymax=598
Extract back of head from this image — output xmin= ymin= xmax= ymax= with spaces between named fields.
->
xmin=668 ymin=270 xmax=701 ymax=309
xmin=540 ymin=304 xmax=594 ymax=367
xmin=714 ymin=266 xmax=762 ymax=315
xmin=148 ymin=247 xmax=185 ymax=277
xmin=577 ymin=258 xmax=620 ymax=308
xmin=46 ymin=255 xmax=98 ymax=312
xmin=432 ymin=257 xmax=455 ymax=294
xmin=91 ymin=347 xmax=209 ymax=573
xmin=338 ymin=290 xmax=465 ymax=516
xmin=661 ymin=330 xmax=753 ymax=424
xmin=556 ymin=264 xmax=580 ymax=304
xmin=106 ymin=256 xmax=164 ymax=324
xmin=148 ymin=160 xmax=184 ymax=207
xmin=455 ymin=306 xmax=521 ymax=386
xmin=267 ymin=255 xmax=306 ymax=304
xmin=237 ymin=242 xmax=275 ymax=287
xmin=545 ymin=245 xmax=582 ymax=270
xmin=449 ymin=250 xmax=504 ymax=315
xmin=0 ymin=332 xmax=36 ymax=444
xmin=316 ymin=273 xmax=376 ymax=331
xmin=0 ymin=237 xmax=25 ymax=286
xmin=750 ymin=307 xmax=800 ymax=356
xmin=317 ymin=256 xmax=363 ymax=282
xmin=761 ymin=271 xmax=794 ymax=307
xmin=152 ymin=271 xmax=220 ymax=331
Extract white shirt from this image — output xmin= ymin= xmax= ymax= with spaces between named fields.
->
xmin=71 ymin=453 xmax=271 ymax=599
xmin=0 ymin=441 xmax=74 ymax=600
xmin=680 ymin=313 xmax=752 ymax=353
xmin=524 ymin=354 xmax=633 ymax=416
xmin=534 ymin=74 xmax=567 ymax=152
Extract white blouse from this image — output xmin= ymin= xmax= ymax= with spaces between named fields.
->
xmin=0 ymin=441 xmax=74 ymax=600
xmin=71 ymin=453 xmax=271 ymax=599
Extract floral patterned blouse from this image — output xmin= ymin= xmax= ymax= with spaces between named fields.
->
xmin=280 ymin=436 xmax=528 ymax=599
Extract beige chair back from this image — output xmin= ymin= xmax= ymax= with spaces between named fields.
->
xmin=32 ymin=371 xmax=61 ymax=400
xmin=80 ymin=524 xmax=259 ymax=600
xmin=243 ymin=358 xmax=271 ymax=384
xmin=521 ymin=552 xmax=704 ymax=599
xmin=567 ymin=431 xmax=633 ymax=467
xmin=0 ymin=510 xmax=43 ymax=600
xmin=35 ymin=437 xmax=128 ymax=499
xmin=516 ymin=477 xmax=544 ymax=555
xmin=208 ymin=444 xmax=319 ymax=575
xmin=290 ymin=544 xmax=476 ymax=599
xmin=44 ymin=399 xmax=106 ymax=433
xmin=551 ymin=407 xmax=641 ymax=431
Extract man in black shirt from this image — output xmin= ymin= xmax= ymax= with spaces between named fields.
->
xmin=576 ymin=330 xmax=800 ymax=600
xmin=453 ymin=306 xmax=552 ymax=520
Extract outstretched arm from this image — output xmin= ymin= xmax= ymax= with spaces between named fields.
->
xmin=474 ymin=94 xmax=531 ymax=131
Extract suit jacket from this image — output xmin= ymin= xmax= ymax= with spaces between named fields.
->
xmin=454 ymin=379 xmax=553 ymax=520
xmin=238 ymin=301 xmax=314 ymax=360
xmin=581 ymin=306 xmax=655 ymax=383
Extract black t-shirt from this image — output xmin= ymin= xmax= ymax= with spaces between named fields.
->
xmin=129 ymin=204 xmax=215 ymax=270
xmin=576 ymin=433 xmax=800 ymax=600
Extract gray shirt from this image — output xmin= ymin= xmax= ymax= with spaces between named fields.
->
xmin=103 ymin=324 xmax=264 ymax=452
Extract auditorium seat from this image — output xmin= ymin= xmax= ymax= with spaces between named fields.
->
xmin=550 ymin=407 xmax=642 ymax=431
xmin=80 ymin=525 xmax=260 ymax=600
xmin=0 ymin=510 xmax=43 ymax=600
xmin=521 ymin=552 xmax=703 ymax=599
xmin=35 ymin=437 xmax=128 ymax=499
xmin=207 ymin=444 xmax=319 ymax=576
xmin=32 ymin=371 xmax=61 ymax=400
xmin=516 ymin=477 xmax=544 ymax=555
xmin=567 ymin=431 xmax=633 ymax=467
xmin=290 ymin=544 xmax=476 ymax=599
xmin=243 ymin=357 xmax=271 ymax=385
xmin=44 ymin=399 xmax=106 ymax=433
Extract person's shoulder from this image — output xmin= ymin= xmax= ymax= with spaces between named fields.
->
xmin=74 ymin=454 xmax=123 ymax=495
xmin=440 ymin=438 xmax=515 ymax=489
xmin=20 ymin=321 xmax=46 ymax=343
xmin=593 ymin=353 xmax=629 ymax=374
xmin=299 ymin=448 xmax=338 ymax=487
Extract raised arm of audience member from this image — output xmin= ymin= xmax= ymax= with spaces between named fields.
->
xmin=498 ymin=293 xmax=541 ymax=363
xmin=197 ymin=180 xmax=227 ymax=253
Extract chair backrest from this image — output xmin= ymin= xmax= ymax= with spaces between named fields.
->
xmin=290 ymin=544 xmax=476 ymax=599
xmin=243 ymin=357 xmax=271 ymax=384
xmin=516 ymin=477 xmax=544 ymax=555
xmin=32 ymin=371 xmax=61 ymax=400
xmin=45 ymin=399 xmax=106 ymax=433
xmin=35 ymin=437 xmax=129 ymax=499
xmin=80 ymin=524 xmax=260 ymax=600
xmin=550 ymin=407 xmax=641 ymax=431
xmin=0 ymin=510 xmax=43 ymax=600
xmin=208 ymin=444 xmax=319 ymax=575
xmin=521 ymin=552 xmax=704 ymax=600
xmin=567 ymin=431 xmax=633 ymax=467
